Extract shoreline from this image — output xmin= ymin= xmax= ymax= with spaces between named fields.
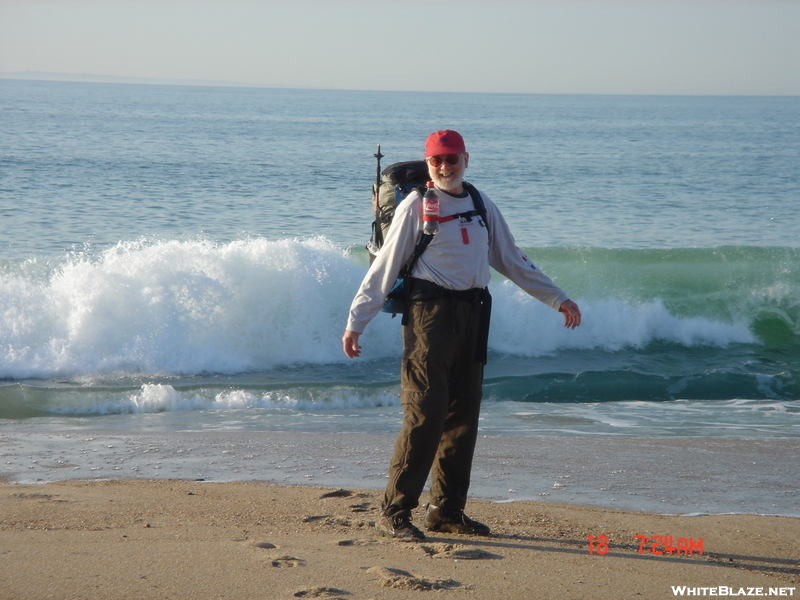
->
xmin=1 ymin=479 xmax=797 ymax=600
xmin=3 ymin=431 xmax=798 ymax=518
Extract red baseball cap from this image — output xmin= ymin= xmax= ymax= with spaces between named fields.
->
xmin=424 ymin=130 xmax=466 ymax=157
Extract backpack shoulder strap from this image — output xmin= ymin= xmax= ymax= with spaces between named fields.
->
xmin=401 ymin=233 xmax=432 ymax=278
xmin=463 ymin=181 xmax=488 ymax=226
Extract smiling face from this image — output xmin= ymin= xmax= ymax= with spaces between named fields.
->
xmin=426 ymin=152 xmax=469 ymax=193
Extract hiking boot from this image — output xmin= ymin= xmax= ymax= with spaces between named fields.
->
xmin=376 ymin=513 xmax=425 ymax=541
xmin=425 ymin=505 xmax=491 ymax=536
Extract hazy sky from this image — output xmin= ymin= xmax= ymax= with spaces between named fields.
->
xmin=1 ymin=0 xmax=799 ymax=95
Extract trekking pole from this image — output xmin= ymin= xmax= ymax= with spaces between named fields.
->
xmin=373 ymin=144 xmax=385 ymax=249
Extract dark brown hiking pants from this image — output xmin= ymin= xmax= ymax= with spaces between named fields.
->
xmin=382 ymin=292 xmax=486 ymax=518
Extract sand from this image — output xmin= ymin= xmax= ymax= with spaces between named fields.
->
xmin=1 ymin=479 xmax=797 ymax=600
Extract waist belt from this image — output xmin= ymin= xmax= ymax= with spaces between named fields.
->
xmin=405 ymin=277 xmax=482 ymax=302
xmin=405 ymin=277 xmax=492 ymax=365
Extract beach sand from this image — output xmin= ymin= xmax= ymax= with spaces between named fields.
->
xmin=1 ymin=479 xmax=797 ymax=600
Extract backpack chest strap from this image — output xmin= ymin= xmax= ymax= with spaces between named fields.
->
xmin=436 ymin=209 xmax=485 ymax=224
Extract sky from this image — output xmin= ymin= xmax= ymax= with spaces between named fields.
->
xmin=1 ymin=0 xmax=799 ymax=96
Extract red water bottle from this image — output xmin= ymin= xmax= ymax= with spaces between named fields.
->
xmin=422 ymin=181 xmax=440 ymax=235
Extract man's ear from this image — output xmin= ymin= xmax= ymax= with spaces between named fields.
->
xmin=463 ymin=153 xmax=469 ymax=168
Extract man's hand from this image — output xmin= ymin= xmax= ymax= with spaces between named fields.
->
xmin=342 ymin=330 xmax=362 ymax=358
xmin=559 ymin=299 xmax=582 ymax=329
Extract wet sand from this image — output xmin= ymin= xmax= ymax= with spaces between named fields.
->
xmin=1 ymin=479 xmax=797 ymax=600
xmin=4 ymin=432 xmax=799 ymax=517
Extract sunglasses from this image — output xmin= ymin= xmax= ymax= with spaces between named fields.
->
xmin=426 ymin=154 xmax=462 ymax=167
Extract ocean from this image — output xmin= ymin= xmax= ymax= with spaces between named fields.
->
xmin=1 ymin=79 xmax=798 ymax=516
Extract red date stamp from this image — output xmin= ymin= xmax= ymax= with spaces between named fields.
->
xmin=587 ymin=535 xmax=704 ymax=555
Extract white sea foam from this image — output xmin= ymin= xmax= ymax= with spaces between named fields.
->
xmin=0 ymin=237 xmax=764 ymax=380
xmin=489 ymin=281 xmax=756 ymax=357
xmin=1 ymin=237 xmax=389 ymax=379
xmin=49 ymin=383 xmax=402 ymax=415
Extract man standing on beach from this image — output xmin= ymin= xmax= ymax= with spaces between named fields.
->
xmin=343 ymin=130 xmax=581 ymax=540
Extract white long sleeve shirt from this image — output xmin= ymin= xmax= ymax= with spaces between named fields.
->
xmin=346 ymin=185 xmax=569 ymax=334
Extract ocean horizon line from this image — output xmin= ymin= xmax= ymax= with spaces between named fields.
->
xmin=2 ymin=72 xmax=798 ymax=98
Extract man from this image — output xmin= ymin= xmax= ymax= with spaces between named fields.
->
xmin=343 ymin=130 xmax=581 ymax=541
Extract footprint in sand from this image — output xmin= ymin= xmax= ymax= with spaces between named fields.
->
xmin=302 ymin=515 xmax=332 ymax=523
xmin=336 ymin=538 xmax=376 ymax=547
xmin=10 ymin=493 xmax=57 ymax=500
xmin=304 ymin=514 xmax=373 ymax=529
xmin=252 ymin=541 xmax=277 ymax=549
xmin=319 ymin=489 xmax=353 ymax=499
xmin=420 ymin=542 xmax=502 ymax=560
xmin=293 ymin=587 xmax=350 ymax=598
xmin=270 ymin=555 xmax=304 ymax=568
xmin=366 ymin=566 xmax=460 ymax=591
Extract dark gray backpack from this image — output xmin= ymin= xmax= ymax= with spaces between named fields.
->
xmin=367 ymin=158 xmax=429 ymax=258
